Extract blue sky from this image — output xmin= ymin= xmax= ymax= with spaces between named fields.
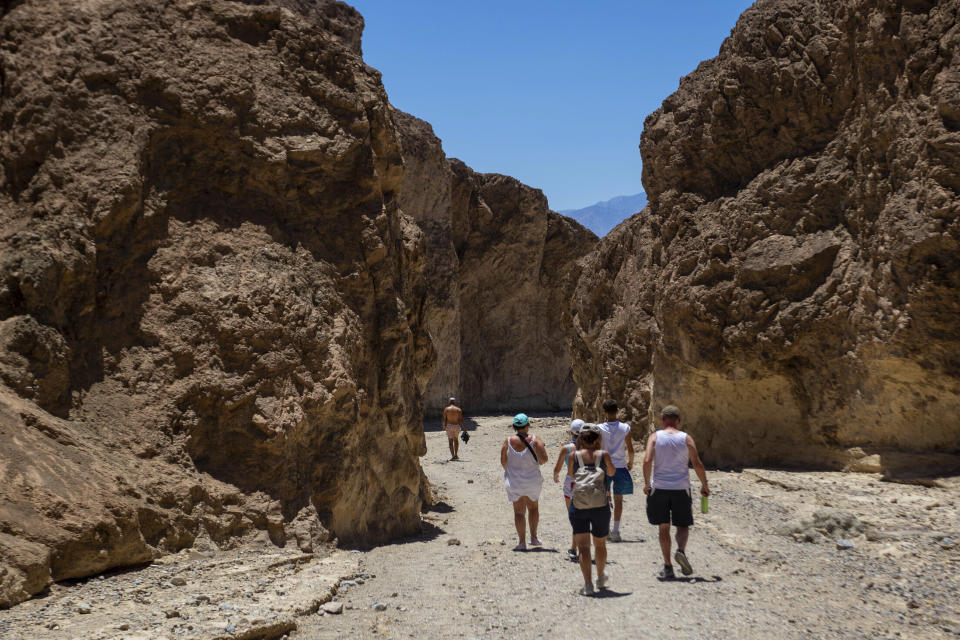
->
xmin=349 ymin=1 xmax=755 ymax=211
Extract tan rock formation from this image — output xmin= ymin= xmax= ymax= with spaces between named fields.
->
xmin=569 ymin=0 xmax=960 ymax=472
xmin=0 ymin=0 xmax=434 ymax=606
xmin=395 ymin=113 xmax=597 ymax=414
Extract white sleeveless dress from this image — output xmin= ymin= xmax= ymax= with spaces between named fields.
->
xmin=504 ymin=437 xmax=542 ymax=502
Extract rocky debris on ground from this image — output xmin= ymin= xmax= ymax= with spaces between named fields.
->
xmin=0 ymin=546 xmax=356 ymax=639
xmin=777 ymin=507 xmax=869 ymax=542
xmin=566 ymin=0 xmax=960 ymax=473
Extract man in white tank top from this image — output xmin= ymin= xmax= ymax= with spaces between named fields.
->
xmin=598 ymin=399 xmax=635 ymax=542
xmin=642 ymin=405 xmax=710 ymax=579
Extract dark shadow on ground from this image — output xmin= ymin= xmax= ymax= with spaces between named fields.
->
xmin=348 ymin=520 xmax=448 ymax=551
xmin=657 ymin=575 xmax=723 ymax=584
xmin=518 ymin=547 xmax=559 ymax=553
xmin=60 ymin=561 xmax=154 ymax=586
xmin=426 ymin=500 xmax=454 ymax=514
xmin=592 ymin=589 xmax=632 ymax=598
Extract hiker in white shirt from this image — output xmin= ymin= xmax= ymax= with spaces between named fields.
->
xmin=501 ymin=413 xmax=548 ymax=551
xmin=642 ymin=404 xmax=710 ymax=579
xmin=598 ymin=398 xmax=635 ymax=541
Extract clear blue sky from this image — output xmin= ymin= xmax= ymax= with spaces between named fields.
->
xmin=349 ymin=1 xmax=755 ymax=211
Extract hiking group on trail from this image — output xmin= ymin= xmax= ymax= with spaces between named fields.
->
xmin=491 ymin=399 xmax=710 ymax=595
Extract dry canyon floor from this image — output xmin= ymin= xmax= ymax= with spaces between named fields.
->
xmin=1 ymin=415 xmax=958 ymax=639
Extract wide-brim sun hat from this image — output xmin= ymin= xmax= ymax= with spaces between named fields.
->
xmin=512 ymin=413 xmax=530 ymax=428
xmin=570 ymin=418 xmax=585 ymax=434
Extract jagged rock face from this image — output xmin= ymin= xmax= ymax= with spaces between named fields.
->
xmin=0 ymin=0 xmax=434 ymax=606
xmin=395 ymin=113 xmax=597 ymax=414
xmin=569 ymin=0 xmax=960 ymax=471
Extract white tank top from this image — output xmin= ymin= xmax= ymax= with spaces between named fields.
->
xmin=504 ymin=437 xmax=542 ymax=491
xmin=652 ymin=430 xmax=690 ymax=490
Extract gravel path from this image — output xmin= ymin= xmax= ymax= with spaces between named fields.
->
xmin=1 ymin=414 xmax=956 ymax=639
xmin=295 ymin=415 xmax=960 ymax=640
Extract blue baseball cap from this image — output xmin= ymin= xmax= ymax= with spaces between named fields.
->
xmin=512 ymin=413 xmax=529 ymax=428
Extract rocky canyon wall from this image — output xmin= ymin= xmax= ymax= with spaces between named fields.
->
xmin=0 ymin=0 xmax=594 ymax=607
xmin=0 ymin=0 xmax=436 ymax=606
xmin=568 ymin=0 xmax=960 ymax=472
xmin=395 ymin=112 xmax=596 ymax=414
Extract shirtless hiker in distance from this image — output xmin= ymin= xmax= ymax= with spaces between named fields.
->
xmin=442 ymin=398 xmax=465 ymax=461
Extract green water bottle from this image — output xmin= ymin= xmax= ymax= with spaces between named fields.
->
xmin=701 ymin=495 xmax=709 ymax=514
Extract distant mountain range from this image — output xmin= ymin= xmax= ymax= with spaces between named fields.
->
xmin=560 ymin=192 xmax=647 ymax=237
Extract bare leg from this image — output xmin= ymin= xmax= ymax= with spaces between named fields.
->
xmin=448 ymin=437 xmax=456 ymax=459
xmin=658 ymin=523 xmax=672 ymax=564
xmin=565 ymin=497 xmax=574 ymax=549
xmin=453 ymin=436 xmax=460 ymax=458
xmin=676 ymin=526 xmax=689 ymax=551
xmin=575 ymin=533 xmax=592 ymax=584
xmin=613 ymin=494 xmax=624 ymax=522
xmin=513 ymin=498 xmax=527 ymax=546
xmin=593 ymin=536 xmax=607 ymax=581
xmin=528 ymin=501 xmax=540 ymax=543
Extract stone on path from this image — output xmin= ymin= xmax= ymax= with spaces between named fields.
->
xmin=322 ymin=602 xmax=343 ymax=615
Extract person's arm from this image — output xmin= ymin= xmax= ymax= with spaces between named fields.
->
xmin=500 ymin=438 xmax=508 ymax=470
xmin=602 ymin=450 xmax=615 ymax=476
xmin=566 ymin=449 xmax=576 ymax=478
xmin=626 ymin=425 xmax=635 ymax=471
xmin=553 ymin=444 xmax=569 ymax=482
xmin=458 ymin=409 xmax=465 ymax=432
xmin=532 ymin=436 xmax=549 ymax=465
xmin=642 ymin=432 xmax=657 ymax=495
xmin=441 ymin=410 xmax=447 ymax=430
xmin=687 ymin=434 xmax=710 ymax=496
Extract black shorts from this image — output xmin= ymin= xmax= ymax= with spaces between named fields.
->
xmin=569 ymin=505 xmax=611 ymax=538
xmin=646 ymin=488 xmax=694 ymax=527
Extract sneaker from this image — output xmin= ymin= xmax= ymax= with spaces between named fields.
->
xmin=658 ymin=565 xmax=675 ymax=580
xmin=567 ymin=548 xmax=578 ymax=562
xmin=597 ymin=572 xmax=609 ymax=590
xmin=608 ymin=530 xmax=622 ymax=542
xmin=674 ymin=550 xmax=693 ymax=576
xmin=579 ymin=583 xmax=595 ymax=596
xmin=530 ymin=536 xmax=543 ymax=546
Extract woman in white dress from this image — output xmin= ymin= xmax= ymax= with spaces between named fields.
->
xmin=500 ymin=413 xmax=548 ymax=550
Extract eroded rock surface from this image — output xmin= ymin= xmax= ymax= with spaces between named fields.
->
xmin=396 ymin=112 xmax=597 ymax=414
xmin=568 ymin=0 xmax=960 ymax=470
xmin=0 ymin=0 xmax=433 ymax=606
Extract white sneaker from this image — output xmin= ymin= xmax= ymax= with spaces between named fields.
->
xmin=597 ymin=572 xmax=609 ymax=590
xmin=579 ymin=583 xmax=595 ymax=596
xmin=608 ymin=530 xmax=621 ymax=542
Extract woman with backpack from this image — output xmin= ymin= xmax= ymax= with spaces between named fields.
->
xmin=501 ymin=413 xmax=548 ymax=551
xmin=566 ymin=423 xmax=615 ymax=595
xmin=553 ymin=418 xmax=585 ymax=562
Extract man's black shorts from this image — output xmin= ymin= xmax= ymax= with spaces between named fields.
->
xmin=646 ymin=488 xmax=694 ymax=527
xmin=569 ymin=505 xmax=611 ymax=538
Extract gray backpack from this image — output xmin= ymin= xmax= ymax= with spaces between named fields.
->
xmin=571 ymin=451 xmax=608 ymax=509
